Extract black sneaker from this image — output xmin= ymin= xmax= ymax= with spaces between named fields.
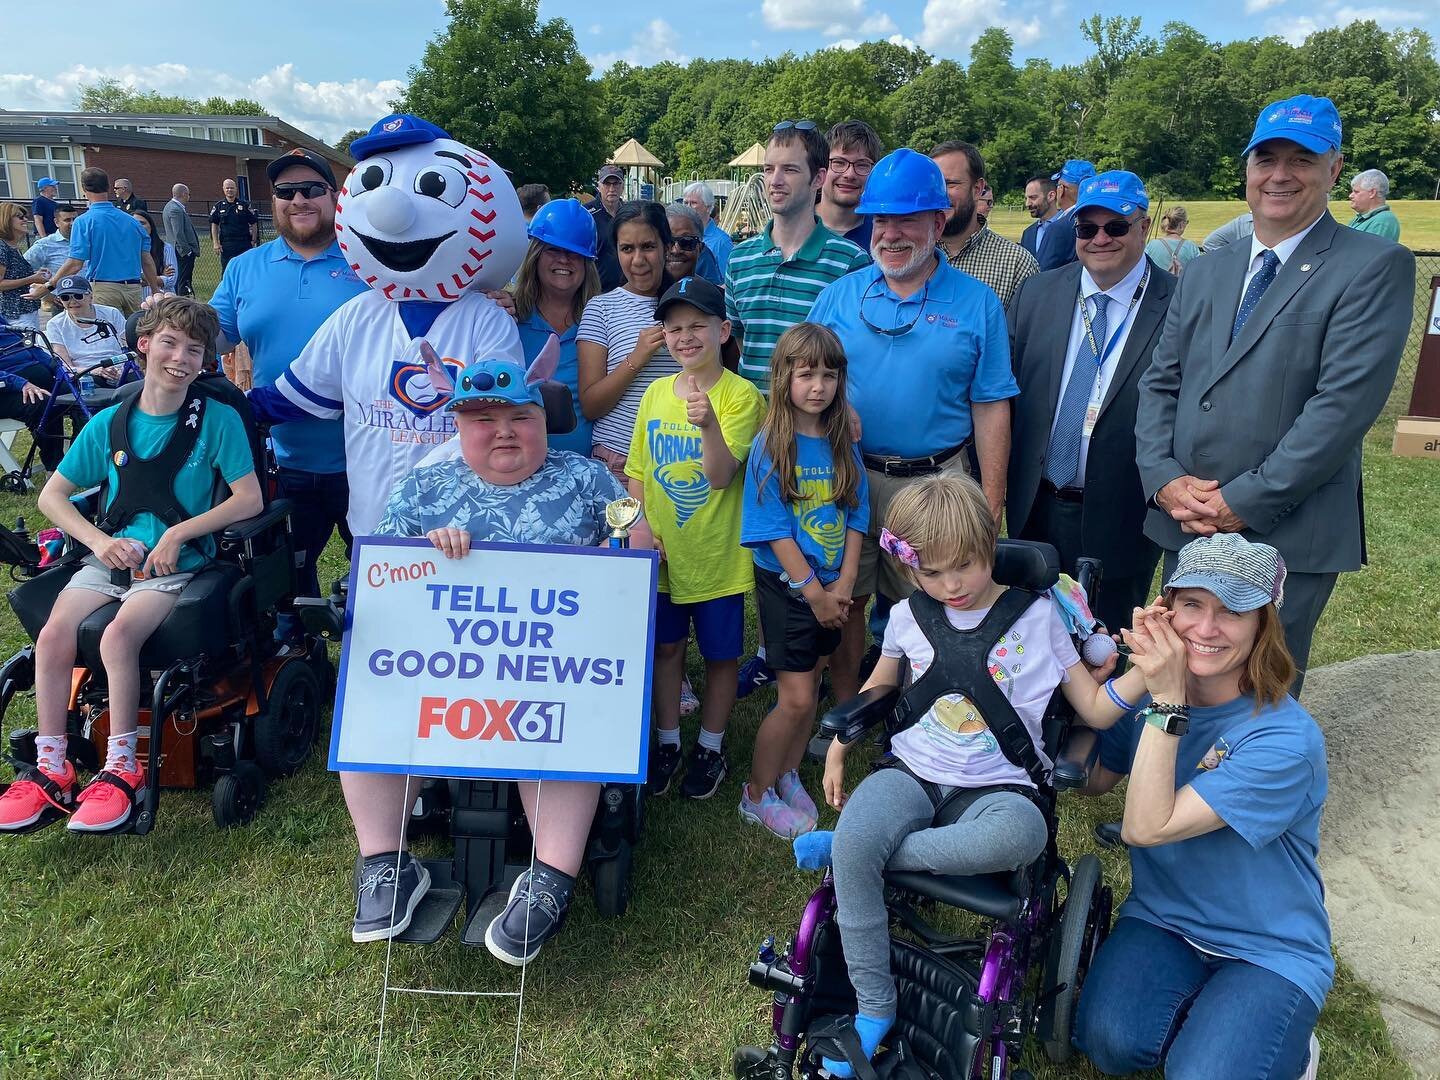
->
xmin=352 ymin=851 xmax=431 ymax=943
xmin=680 ymin=745 xmax=728 ymax=800
xmin=647 ymin=742 xmax=683 ymax=796
xmin=484 ymin=866 xmax=573 ymax=967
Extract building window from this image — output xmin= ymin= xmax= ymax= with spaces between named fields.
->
xmin=0 ymin=147 xmax=12 ymax=199
xmin=24 ymin=145 xmax=77 ymax=199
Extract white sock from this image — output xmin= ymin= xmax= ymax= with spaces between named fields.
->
xmin=658 ymin=727 xmax=681 ymax=748
xmin=106 ymin=731 xmax=139 ymax=773
xmin=35 ymin=735 xmax=67 ymax=774
xmin=755 ymin=645 xmax=767 ymax=661
xmin=696 ymin=727 xmax=725 ymax=753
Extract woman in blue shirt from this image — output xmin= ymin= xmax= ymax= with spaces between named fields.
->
xmin=1076 ymin=533 xmax=1328 ymax=1080
xmin=510 ymin=199 xmax=600 ymax=455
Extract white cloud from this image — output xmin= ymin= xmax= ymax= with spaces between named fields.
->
xmin=1263 ymin=1 xmax=1425 ymax=42
xmin=0 ymin=62 xmax=403 ymax=143
xmin=761 ymin=0 xmax=897 ymax=39
xmin=589 ymin=19 xmax=691 ymax=70
xmin=919 ymin=0 xmax=1045 ymax=50
xmin=1244 ymin=0 xmax=1286 ymax=14
xmin=828 ymin=32 xmax=923 ymax=51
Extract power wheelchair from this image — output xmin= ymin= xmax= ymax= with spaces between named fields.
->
xmin=295 ymin=381 xmax=643 ymax=946
xmin=734 ymin=540 xmax=1111 ymax=1080
xmin=0 ymin=373 xmax=329 ymax=833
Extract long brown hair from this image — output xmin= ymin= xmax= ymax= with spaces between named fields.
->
xmin=756 ymin=323 xmax=860 ymax=509
xmin=512 ymin=238 xmax=601 ymax=326
xmin=1162 ymin=588 xmax=1296 ymax=709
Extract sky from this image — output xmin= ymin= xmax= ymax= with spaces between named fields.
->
xmin=1 ymin=0 xmax=1435 ymax=144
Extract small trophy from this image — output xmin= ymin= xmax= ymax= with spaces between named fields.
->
xmin=605 ymin=497 xmax=643 ymax=549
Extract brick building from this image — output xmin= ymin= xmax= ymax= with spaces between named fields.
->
xmin=0 ymin=111 xmax=352 ymax=211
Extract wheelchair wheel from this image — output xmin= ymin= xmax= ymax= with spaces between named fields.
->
xmin=212 ymin=761 xmax=267 ymax=828
xmin=1041 ymin=853 xmax=1106 ymax=1064
xmin=1 ymin=472 xmax=29 ymax=495
xmin=590 ymin=837 xmax=634 ymax=917
xmin=253 ymin=660 xmax=321 ymax=777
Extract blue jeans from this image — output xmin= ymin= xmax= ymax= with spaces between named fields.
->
xmin=1075 ymin=917 xmax=1319 ymax=1079
xmin=275 ymin=466 xmax=352 ymax=600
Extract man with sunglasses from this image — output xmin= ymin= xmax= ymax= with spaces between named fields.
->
xmin=206 ymin=149 xmax=365 ymax=613
xmin=818 ymin=120 xmax=881 ymax=252
xmin=808 ymin=148 xmax=1017 ymax=704
xmin=589 ymin=165 xmax=626 ymax=292
xmin=1006 ymin=170 xmax=1173 ymax=635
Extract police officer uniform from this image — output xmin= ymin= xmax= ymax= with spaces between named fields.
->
xmin=210 ymin=197 xmax=258 ymax=268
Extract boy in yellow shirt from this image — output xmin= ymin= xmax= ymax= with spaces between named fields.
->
xmin=627 ymin=276 xmax=764 ymax=799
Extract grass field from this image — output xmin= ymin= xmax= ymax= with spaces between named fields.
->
xmin=0 ymin=219 xmax=1434 ymax=1077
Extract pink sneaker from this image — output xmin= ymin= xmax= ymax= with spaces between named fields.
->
xmin=776 ymin=770 xmax=819 ymax=825
xmin=68 ymin=764 xmax=146 ymax=833
xmin=0 ymin=760 xmax=76 ymax=831
xmin=739 ymin=785 xmax=813 ymax=839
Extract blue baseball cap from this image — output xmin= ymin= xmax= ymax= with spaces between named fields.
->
xmin=1164 ymin=534 xmax=1287 ymax=612
xmin=349 ymin=114 xmax=451 ymax=162
xmin=1075 ymin=170 xmax=1149 ymax=216
xmin=36 ymin=177 xmax=58 ymax=190
xmin=1052 ymin=159 xmax=1096 ymax=185
xmin=1243 ymin=95 xmax=1342 ymax=156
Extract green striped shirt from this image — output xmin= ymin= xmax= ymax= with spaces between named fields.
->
xmin=724 ymin=218 xmax=870 ymax=393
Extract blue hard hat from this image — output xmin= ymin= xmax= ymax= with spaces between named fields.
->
xmin=528 ymin=198 xmax=598 ymax=259
xmin=855 ymin=149 xmax=950 ymax=216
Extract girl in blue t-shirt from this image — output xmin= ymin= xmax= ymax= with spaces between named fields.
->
xmin=739 ymin=323 xmax=869 ymax=839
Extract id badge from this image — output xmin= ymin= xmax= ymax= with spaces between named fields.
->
xmin=1081 ymin=379 xmax=1103 ymax=438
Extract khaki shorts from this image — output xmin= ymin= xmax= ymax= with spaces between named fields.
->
xmin=90 ymin=282 xmax=144 ymax=317
xmin=855 ymin=450 xmax=970 ymax=602
xmin=64 ymin=561 xmax=195 ymax=601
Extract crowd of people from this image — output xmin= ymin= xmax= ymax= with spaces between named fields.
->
xmin=0 ymin=90 xmax=1420 ymax=1078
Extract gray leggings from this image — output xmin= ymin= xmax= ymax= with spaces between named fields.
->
xmin=832 ymin=766 xmax=1049 ymax=1016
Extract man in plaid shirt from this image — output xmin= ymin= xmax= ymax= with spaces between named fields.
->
xmin=931 ymin=141 xmax=1039 ymax=309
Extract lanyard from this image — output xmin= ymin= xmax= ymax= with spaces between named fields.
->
xmin=1078 ymin=263 xmax=1150 ymax=372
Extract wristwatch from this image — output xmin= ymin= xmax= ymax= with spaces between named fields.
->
xmin=1138 ymin=701 xmax=1189 ymax=737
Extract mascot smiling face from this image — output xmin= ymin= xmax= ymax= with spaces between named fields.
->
xmin=336 ymin=114 xmax=526 ymax=302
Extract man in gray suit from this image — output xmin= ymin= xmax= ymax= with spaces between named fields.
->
xmin=1136 ymin=94 xmax=1416 ymax=690
xmin=162 ymin=184 xmax=200 ymax=297
xmin=1008 ymin=170 xmax=1174 ymax=635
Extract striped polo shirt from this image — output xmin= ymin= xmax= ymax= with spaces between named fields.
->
xmin=725 ymin=218 xmax=869 ymax=393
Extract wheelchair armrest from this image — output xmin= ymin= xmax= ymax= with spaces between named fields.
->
xmin=294 ymin=595 xmax=345 ymax=640
xmin=219 ymin=499 xmax=292 ymax=543
xmin=821 ymin=685 xmax=902 ymax=745
xmin=1052 ymin=724 xmax=1100 ymax=790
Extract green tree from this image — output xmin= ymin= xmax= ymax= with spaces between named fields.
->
xmin=753 ymin=47 xmax=893 ymax=149
xmin=889 ymin=60 xmax=971 ymax=152
xmin=398 ymin=0 xmax=608 ymax=192
xmin=334 ymin=129 xmax=367 ymax=156
xmin=853 ymin=41 xmax=933 ymax=96
xmin=77 ymin=79 xmax=265 ymax=116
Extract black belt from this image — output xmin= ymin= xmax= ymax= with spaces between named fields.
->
xmin=863 ymin=440 xmax=970 ymax=478
xmin=1039 ymin=479 xmax=1085 ymax=504
xmin=95 ymin=279 xmax=141 ymax=285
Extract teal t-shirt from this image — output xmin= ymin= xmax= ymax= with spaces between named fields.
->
xmin=58 ymin=398 xmax=256 ymax=571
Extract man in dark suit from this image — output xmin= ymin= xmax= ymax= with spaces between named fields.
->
xmin=1034 ymin=159 xmax=1095 ymax=271
xmin=1136 ymin=95 xmax=1416 ymax=689
xmin=1008 ymin=170 xmax=1174 ymax=634
xmin=1019 ymin=173 xmax=1058 ymax=257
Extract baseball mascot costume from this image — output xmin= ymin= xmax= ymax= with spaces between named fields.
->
xmin=246 ymin=114 xmax=529 ymax=945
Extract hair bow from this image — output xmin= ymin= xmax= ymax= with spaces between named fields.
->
xmin=878 ymin=528 xmax=919 ymax=569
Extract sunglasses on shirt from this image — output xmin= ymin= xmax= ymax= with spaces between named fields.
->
xmin=1074 ymin=219 xmax=1138 ymax=239
xmin=272 ymin=181 xmax=333 ymax=201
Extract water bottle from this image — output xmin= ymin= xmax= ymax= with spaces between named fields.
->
xmin=78 ymin=375 xmax=95 ymax=402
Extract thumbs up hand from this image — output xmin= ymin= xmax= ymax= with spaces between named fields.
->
xmin=685 ymin=375 xmax=714 ymax=429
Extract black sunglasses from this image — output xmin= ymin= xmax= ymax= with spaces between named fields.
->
xmin=57 ymin=293 xmax=87 ymax=302
xmin=1074 ymin=219 xmax=1138 ymax=239
xmin=273 ymin=181 xmax=332 ymax=201
xmin=858 ymin=278 xmax=931 ymax=338
xmin=773 ymin=120 xmax=818 ymax=132
xmin=667 ymin=235 xmax=701 ymax=250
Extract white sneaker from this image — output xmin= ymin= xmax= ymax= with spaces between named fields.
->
xmin=1298 ymin=1033 xmax=1319 ymax=1080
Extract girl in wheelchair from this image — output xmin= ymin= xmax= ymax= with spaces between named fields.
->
xmin=801 ymin=474 xmax=1148 ymax=1076
xmin=0 ymin=298 xmax=262 ymax=834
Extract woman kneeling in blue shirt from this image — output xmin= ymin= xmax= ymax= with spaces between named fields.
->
xmin=1076 ymin=533 xmax=1328 ymax=1080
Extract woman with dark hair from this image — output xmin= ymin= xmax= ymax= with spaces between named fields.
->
xmin=577 ymin=201 xmax=679 ymax=483
xmin=130 ymin=210 xmax=176 ymax=296
xmin=1076 ymin=532 xmax=1328 ymax=1080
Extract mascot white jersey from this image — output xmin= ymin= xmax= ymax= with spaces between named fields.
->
xmin=251 ymin=114 xmax=528 ymax=533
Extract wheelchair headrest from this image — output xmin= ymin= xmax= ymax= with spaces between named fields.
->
xmin=538 ymin=381 xmax=577 ymax=436
xmin=124 ymin=310 xmax=142 ymax=352
xmin=993 ymin=539 xmax=1060 ymax=592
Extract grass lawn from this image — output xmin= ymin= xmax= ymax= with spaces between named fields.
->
xmin=0 ymin=243 xmax=1433 ymax=1078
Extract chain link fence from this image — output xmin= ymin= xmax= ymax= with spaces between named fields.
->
xmin=185 ymin=207 xmax=275 ymax=301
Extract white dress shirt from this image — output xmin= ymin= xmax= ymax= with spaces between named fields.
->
xmin=1049 ymin=254 xmax=1151 ymax=484
xmin=1240 ymin=213 xmax=1325 ymax=297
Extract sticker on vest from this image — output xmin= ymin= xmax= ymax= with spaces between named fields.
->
xmin=919 ymin=693 xmax=1000 ymax=755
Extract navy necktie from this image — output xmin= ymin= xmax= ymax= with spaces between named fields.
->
xmin=1232 ymin=249 xmax=1280 ymax=342
xmin=1045 ymin=294 xmax=1109 ymax=489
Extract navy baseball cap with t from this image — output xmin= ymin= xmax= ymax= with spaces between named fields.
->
xmin=1243 ymin=95 xmax=1342 ymax=156
xmin=348 ymin=114 xmax=450 ymax=161
xmin=656 ymin=276 xmax=726 ymax=321
xmin=1075 ymin=170 xmax=1149 ymax=216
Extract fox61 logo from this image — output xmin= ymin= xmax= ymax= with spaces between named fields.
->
xmin=418 ymin=697 xmax=565 ymax=744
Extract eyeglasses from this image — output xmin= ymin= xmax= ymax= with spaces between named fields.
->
xmin=599 ymin=177 xmax=624 ymax=187
xmin=1074 ymin=219 xmax=1138 ymax=239
xmin=858 ymin=278 xmax=931 ymax=338
xmin=773 ymin=120 xmax=817 ymax=132
xmin=667 ymin=235 xmax=701 ymax=250
xmin=273 ymin=181 xmax=332 ymax=201
xmin=828 ymin=156 xmax=874 ymax=176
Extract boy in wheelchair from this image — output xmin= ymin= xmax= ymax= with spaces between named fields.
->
xmin=357 ymin=340 xmax=628 ymax=964
xmin=798 ymin=475 xmax=1146 ymax=1077
xmin=0 ymin=297 xmax=262 ymax=834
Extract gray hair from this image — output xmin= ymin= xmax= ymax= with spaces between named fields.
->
xmin=115 ymin=178 xmax=133 ymax=190
xmin=172 ymin=183 xmax=189 ymax=198
xmin=667 ymin=202 xmax=707 ymax=234
xmin=682 ymin=181 xmax=715 ymax=211
xmin=1351 ymin=168 xmax=1389 ymax=198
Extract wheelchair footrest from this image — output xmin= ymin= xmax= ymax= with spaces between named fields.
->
xmin=0 ymin=783 xmax=69 ymax=835
xmin=395 ymin=859 xmax=464 ymax=945
xmin=460 ymin=886 xmax=511 ymax=948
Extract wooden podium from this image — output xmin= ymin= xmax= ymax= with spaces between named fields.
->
xmin=1393 ymin=273 xmax=1440 ymax=459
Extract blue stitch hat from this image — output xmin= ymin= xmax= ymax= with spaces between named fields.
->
xmin=1075 ymin=170 xmax=1149 ymax=215
xmin=1243 ymin=95 xmax=1342 ymax=156
xmin=349 ymin=114 xmax=450 ymax=162
xmin=446 ymin=357 xmax=546 ymax=411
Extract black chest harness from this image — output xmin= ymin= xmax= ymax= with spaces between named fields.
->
xmin=889 ymin=588 xmax=1050 ymax=789
xmin=94 ymin=390 xmax=208 ymax=541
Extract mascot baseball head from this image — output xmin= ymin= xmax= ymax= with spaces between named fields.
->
xmin=336 ymin=113 xmax=526 ymax=302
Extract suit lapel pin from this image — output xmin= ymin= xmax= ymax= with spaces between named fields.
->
xmin=1300 ymin=263 xmax=1311 ymax=271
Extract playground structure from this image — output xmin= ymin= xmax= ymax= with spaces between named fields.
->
xmin=604 ymin=136 xmax=772 ymax=240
